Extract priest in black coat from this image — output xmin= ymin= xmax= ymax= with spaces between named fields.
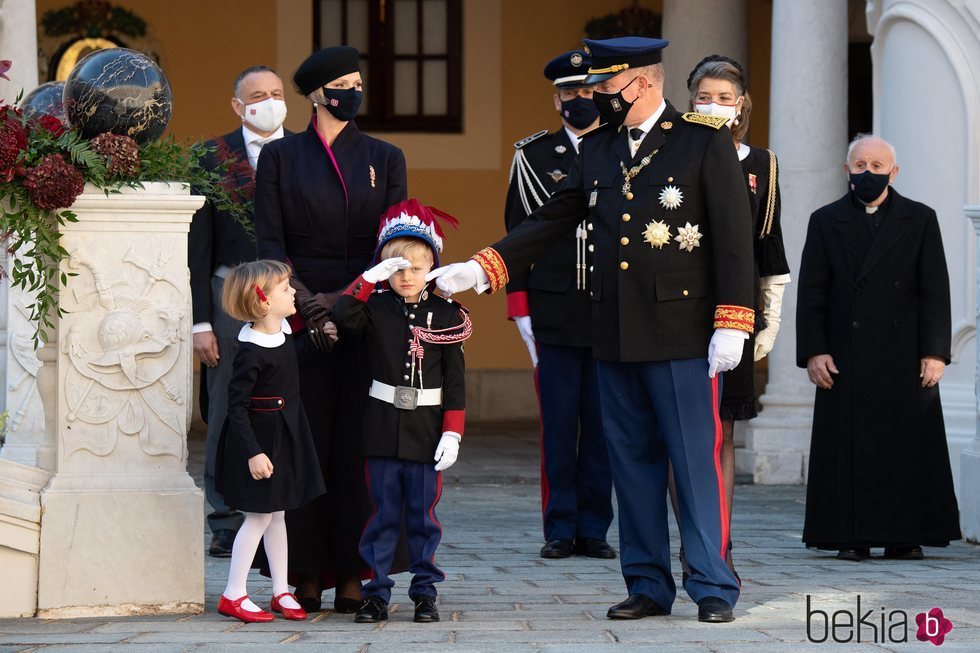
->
xmin=797 ymin=134 xmax=960 ymax=562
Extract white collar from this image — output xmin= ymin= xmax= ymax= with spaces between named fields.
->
xmin=242 ymin=124 xmax=284 ymax=148
xmin=626 ymin=100 xmax=668 ymax=139
xmin=238 ymin=318 xmax=292 ymax=348
xmin=737 ymin=143 xmax=751 ymax=161
xmin=563 ymin=125 xmax=583 ymax=154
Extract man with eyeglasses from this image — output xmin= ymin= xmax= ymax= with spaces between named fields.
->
xmin=504 ymin=50 xmax=614 ymax=563
xmin=430 ymin=37 xmax=754 ymax=623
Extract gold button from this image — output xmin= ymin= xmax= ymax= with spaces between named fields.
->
xmin=682 ymin=289 xmax=689 ymax=297
xmin=622 ymin=213 xmax=631 ymax=222
xmin=620 ymin=237 xmax=629 ymax=246
xmin=626 ymin=192 xmax=634 ymax=200
xmin=668 ymin=176 xmax=674 ymax=182
xmin=620 ymin=261 xmax=629 ymax=270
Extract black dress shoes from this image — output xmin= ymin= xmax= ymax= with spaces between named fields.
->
xmin=540 ymin=539 xmax=574 ymax=559
xmin=575 ymin=538 xmax=617 ymax=559
xmin=413 ymin=596 xmax=440 ymax=623
xmin=697 ymin=596 xmax=735 ymax=623
xmin=836 ymin=547 xmax=871 ymax=561
xmin=296 ymin=595 xmax=322 ymax=613
xmin=333 ymin=596 xmax=361 ymax=613
xmin=208 ymin=529 xmax=236 ymax=558
xmin=607 ymin=594 xmax=669 ymax=620
xmin=355 ymin=596 xmax=388 ymax=623
xmin=884 ymin=546 xmax=924 ymax=560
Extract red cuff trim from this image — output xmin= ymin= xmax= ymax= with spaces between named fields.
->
xmin=714 ymin=305 xmax=755 ymax=333
xmin=507 ymin=291 xmax=529 ymax=319
xmin=442 ymin=409 xmax=465 ymax=436
xmin=471 ymin=247 xmax=508 ymax=294
xmin=344 ymin=274 xmax=375 ymax=302
xmin=287 ymin=313 xmax=306 ymax=332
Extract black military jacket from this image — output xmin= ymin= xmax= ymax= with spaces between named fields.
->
xmin=490 ymin=102 xmax=754 ymax=362
xmin=334 ymin=284 xmax=467 ymax=464
xmin=504 ymin=127 xmax=592 ymax=347
xmin=254 ymin=121 xmax=407 ymax=294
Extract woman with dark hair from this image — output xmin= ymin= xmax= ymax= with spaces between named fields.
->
xmin=254 ymin=45 xmax=408 ymax=612
xmin=672 ymin=55 xmax=792 ymax=580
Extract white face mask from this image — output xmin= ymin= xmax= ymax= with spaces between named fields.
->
xmin=238 ymin=97 xmax=287 ymax=133
xmin=694 ymin=101 xmax=739 ymax=126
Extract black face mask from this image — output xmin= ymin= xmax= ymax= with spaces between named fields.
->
xmin=559 ymin=95 xmax=600 ymax=130
xmin=592 ymin=76 xmax=638 ymax=129
xmin=849 ymin=169 xmax=892 ymax=203
xmin=320 ymin=87 xmax=362 ymax=122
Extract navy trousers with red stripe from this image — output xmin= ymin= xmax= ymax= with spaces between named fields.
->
xmin=537 ymin=343 xmax=612 ymax=543
xmin=597 ymin=358 xmax=739 ymax=610
xmin=360 ymin=457 xmax=444 ymax=603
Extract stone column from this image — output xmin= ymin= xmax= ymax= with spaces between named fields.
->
xmin=963 ymin=206 xmax=980 ymax=542
xmin=738 ymin=0 xmax=849 ymax=483
xmin=661 ymin=0 xmax=747 ymax=109
xmin=36 ymin=183 xmax=205 ymax=617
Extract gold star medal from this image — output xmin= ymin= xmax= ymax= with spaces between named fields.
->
xmin=674 ymin=222 xmax=703 ymax=252
xmin=642 ymin=220 xmax=672 ymax=249
xmin=659 ymin=185 xmax=683 ymax=210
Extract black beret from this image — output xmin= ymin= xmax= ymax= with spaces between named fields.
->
xmin=293 ymin=46 xmax=361 ymax=96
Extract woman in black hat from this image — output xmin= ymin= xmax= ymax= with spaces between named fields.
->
xmin=254 ymin=45 xmax=408 ymax=612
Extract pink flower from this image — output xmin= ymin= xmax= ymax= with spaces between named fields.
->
xmin=915 ymin=607 xmax=953 ymax=646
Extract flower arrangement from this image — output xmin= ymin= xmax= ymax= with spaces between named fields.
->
xmin=0 ymin=84 xmax=251 ymax=346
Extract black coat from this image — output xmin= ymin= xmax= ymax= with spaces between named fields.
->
xmin=188 ymin=129 xmax=262 ymax=324
xmin=334 ymin=287 xmax=467 ymax=464
xmin=491 ymin=102 xmax=755 ymax=362
xmin=254 ymin=121 xmax=407 ymax=294
xmin=796 ymin=189 xmax=960 ymax=547
xmin=215 ymin=325 xmax=326 ymax=513
xmin=504 ymin=128 xmax=592 ymax=347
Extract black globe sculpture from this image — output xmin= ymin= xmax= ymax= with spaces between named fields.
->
xmin=20 ymin=81 xmax=67 ymax=123
xmin=63 ymin=47 xmax=172 ymax=144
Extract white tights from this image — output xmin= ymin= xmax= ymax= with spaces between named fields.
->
xmin=222 ymin=511 xmax=299 ymax=611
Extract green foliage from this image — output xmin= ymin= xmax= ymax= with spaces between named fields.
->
xmin=584 ymin=2 xmax=661 ymax=40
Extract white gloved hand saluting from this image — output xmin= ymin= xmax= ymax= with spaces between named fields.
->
xmin=707 ymin=328 xmax=747 ymax=378
xmin=753 ymin=276 xmax=789 ymax=362
xmin=434 ymin=432 xmax=461 ymax=471
xmin=514 ymin=316 xmax=538 ymax=367
xmin=363 ymin=257 xmax=411 ymax=284
xmin=425 ymin=260 xmax=488 ymax=296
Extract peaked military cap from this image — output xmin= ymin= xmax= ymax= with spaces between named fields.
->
xmin=582 ymin=36 xmax=669 ymax=84
xmin=294 ymin=46 xmax=361 ymax=96
xmin=543 ymin=50 xmax=592 ymax=88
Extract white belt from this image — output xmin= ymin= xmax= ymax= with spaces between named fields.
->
xmin=369 ymin=380 xmax=442 ymax=409
xmin=214 ymin=264 xmax=233 ymax=279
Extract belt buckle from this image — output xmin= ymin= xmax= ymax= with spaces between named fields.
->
xmin=393 ymin=385 xmax=419 ymax=410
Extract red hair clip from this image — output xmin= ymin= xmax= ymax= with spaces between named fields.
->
xmin=254 ymin=284 xmax=268 ymax=302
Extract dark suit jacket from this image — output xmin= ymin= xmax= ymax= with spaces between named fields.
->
xmin=491 ymin=102 xmax=754 ymax=362
xmin=254 ymin=121 xmax=407 ymax=295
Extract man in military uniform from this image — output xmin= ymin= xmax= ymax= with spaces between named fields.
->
xmin=504 ymin=50 xmax=614 ymax=561
xmin=430 ymin=37 xmax=754 ymax=623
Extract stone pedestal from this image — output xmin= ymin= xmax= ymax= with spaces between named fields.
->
xmin=36 ymin=183 xmax=205 ymax=617
xmin=0 ymin=459 xmax=50 ymax=617
xmin=963 ymin=206 xmax=980 ymax=542
xmin=738 ymin=0 xmax=848 ymax=484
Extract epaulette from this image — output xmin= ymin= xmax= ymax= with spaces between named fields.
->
xmin=580 ymin=122 xmax=613 ymax=139
xmin=681 ymin=112 xmax=729 ymax=130
xmin=514 ymin=129 xmax=549 ymax=149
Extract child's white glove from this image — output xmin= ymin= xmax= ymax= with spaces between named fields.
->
xmin=434 ymin=431 xmax=461 ymax=471
xmin=363 ymin=257 xmax=410 ymax=284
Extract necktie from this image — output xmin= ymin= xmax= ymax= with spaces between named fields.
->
xmin=628 ymin=128 xmax=644 ymax=156
xmin=249 ymin=137 xmax=272 ymax=169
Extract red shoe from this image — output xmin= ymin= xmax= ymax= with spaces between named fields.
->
xmin=217 ymin=594 xmax=275 ymax=623
xmin=271 ymin=592 xmax=308 ymax=621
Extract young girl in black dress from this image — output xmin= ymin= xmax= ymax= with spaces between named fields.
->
xmin=215 ymin=260 xmax=327 ymax=623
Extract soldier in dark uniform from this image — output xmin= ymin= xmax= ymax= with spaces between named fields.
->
xmin=430 ymin=37 xmax=755 ymax=623
xmin=504 ymin=50 xmax=614 ymax=561
xmin=189 ymin=65 xmax=290 ymax=558
xmin=333 ymin=199 xmax=470 ymax=625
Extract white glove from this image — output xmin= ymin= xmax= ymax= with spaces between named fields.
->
xmin=707 ymin=328 xmax=747 ymax=378
xmin=363 ymin=257 xmax=410 ymax=284
xmin=753 ymin=277 xmax=788 ymax=362
xmin=514 ymin=316 xmax=538 ymax=366
xmin=434 ymin=432 xmax=461 ymax=471
xmin=425 ymin=260 xmax=489 ymax=296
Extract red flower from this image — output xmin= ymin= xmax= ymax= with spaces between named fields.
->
xmin=90 ymin=132 xmax=141 ymax=177
xmin=23 ymin=153 xmax=85 ymax=210
xmin=30 ymin=114 xmax=67 ymax=138
xmin=0 ymin=107 xmax=28 ymax=179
